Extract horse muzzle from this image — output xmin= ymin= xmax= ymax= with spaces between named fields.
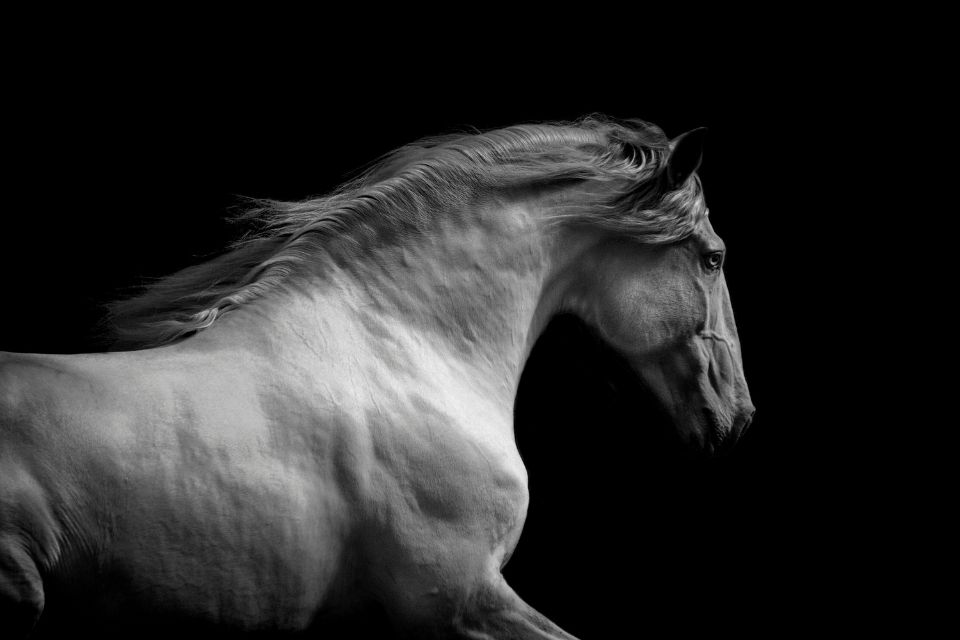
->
xmin=681 ymin=402 xmax=755 ymax=457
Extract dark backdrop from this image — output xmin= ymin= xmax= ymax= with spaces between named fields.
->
xmin=1 ymin=55 xmax=866 ymax=636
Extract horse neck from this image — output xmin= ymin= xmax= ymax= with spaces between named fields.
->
xmin=196 ymin=197 xmax=596 ymax=405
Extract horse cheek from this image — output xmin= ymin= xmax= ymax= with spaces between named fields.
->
xmin=595 ymin=276 xmax=691 ymax=354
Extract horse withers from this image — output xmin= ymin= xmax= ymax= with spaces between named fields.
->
xmin=0 ymin=117 xmax=753 ymax=638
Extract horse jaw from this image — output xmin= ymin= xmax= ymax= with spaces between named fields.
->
xmin=636 ymin=333 xmax=755 ymax=456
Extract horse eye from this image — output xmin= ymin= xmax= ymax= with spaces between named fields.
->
xmin=703 ymin=251 xmax=724 ymax=271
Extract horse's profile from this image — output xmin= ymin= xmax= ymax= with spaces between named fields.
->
xmin=0 ymin=116 xmax=754 ymax=638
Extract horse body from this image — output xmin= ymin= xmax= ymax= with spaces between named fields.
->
xmin=1 ymin=347 xmax=354 ymax=631
xmin=1 ymin=200 xmax=563 ymax=635
xmin=1 ymin=117 xmax=754 ymax=638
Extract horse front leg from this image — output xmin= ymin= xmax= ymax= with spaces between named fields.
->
xmin=451 ymin=573 xmax=579 ymax=640
xmin=371 ymin=547 xmax=578 ymax=639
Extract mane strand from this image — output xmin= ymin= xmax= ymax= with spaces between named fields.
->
xmin=107 ymin=115 xmax=707 ymax=350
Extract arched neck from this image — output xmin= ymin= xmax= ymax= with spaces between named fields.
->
xmin=185 ymin=198 xmax=601 ymax=406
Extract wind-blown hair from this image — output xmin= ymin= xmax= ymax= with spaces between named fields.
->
xmin=107 ymin=115 xmax=707 ymax=350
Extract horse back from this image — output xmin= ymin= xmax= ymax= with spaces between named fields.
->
xmin=0 ymin=351 xmax=138 ymax=565
xmin=0 ymin=351 xmax=106 ymax=635
xmin=0 ymin=349 xmax=362 ymax=633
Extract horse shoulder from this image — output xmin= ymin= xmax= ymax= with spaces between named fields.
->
xmin=358 ymin=378 xmax=529 ymax=559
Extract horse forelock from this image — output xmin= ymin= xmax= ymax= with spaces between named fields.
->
xmin=106 ymin=115 xmax=708 ymax=350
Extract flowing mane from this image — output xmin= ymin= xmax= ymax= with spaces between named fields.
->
xmin=107 ymin=115 xmax=707 ymax=350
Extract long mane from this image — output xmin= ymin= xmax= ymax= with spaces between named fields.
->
xmin=107 ymin=115 xmax=707 ymax=350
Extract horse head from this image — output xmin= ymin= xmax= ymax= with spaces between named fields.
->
xmin=568 ymin=129 xmax=755 ymax=455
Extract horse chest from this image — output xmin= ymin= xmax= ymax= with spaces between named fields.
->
xmin=355 ymin=391 xmax=529 ymax=558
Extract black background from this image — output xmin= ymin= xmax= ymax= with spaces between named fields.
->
xmin=1 ymin=42 xmax=879 ymax=637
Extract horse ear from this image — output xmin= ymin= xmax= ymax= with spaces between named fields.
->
xmin=662 ymin=127 xmax=707 ymax=190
